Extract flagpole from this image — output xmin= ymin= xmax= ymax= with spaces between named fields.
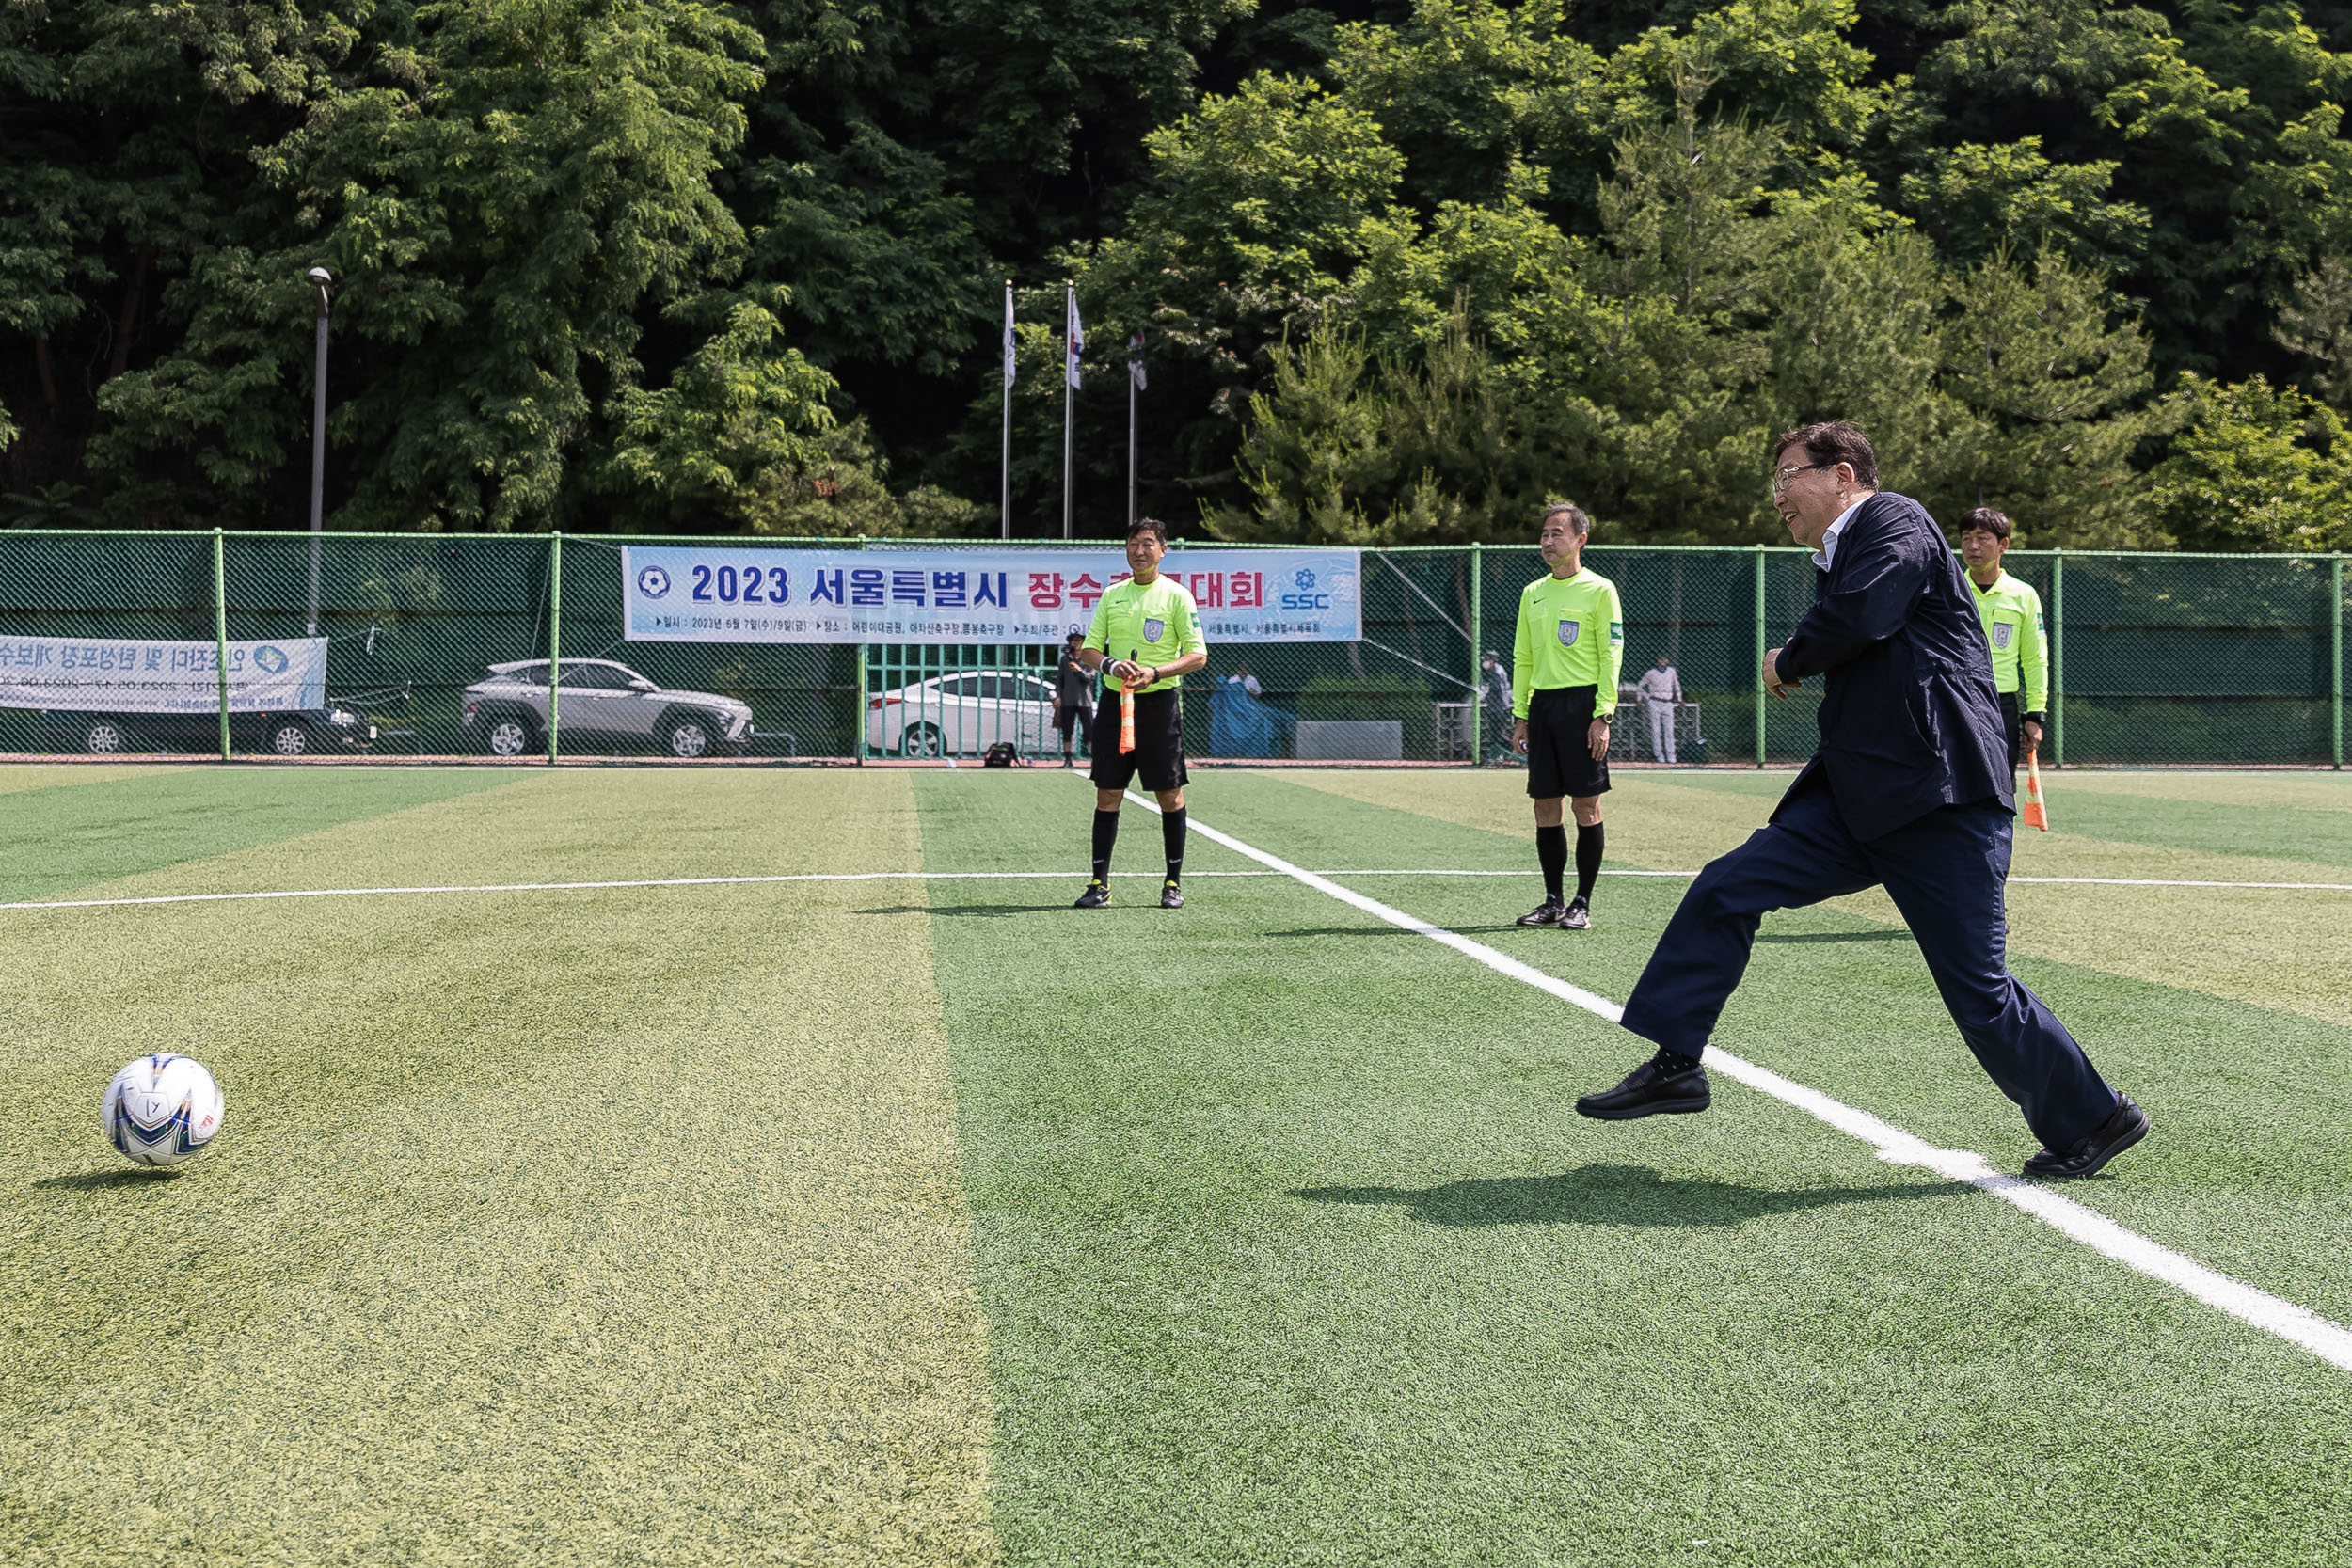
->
xmin=1001 ymin=280 xmax=1012 ymax=541
xmin=1061 ymin=281 xmax=1074 ymax=541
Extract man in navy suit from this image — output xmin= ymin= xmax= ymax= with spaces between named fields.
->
xmin=1575 ymin=422 xmax=2149 ymax=1180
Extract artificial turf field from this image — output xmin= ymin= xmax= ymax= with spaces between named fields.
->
xmin=4 ymin=763 xmax=2351 ymax=1566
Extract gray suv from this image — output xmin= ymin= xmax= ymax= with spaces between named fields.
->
xmin=460 ymin=659 xmax=753 ymax=758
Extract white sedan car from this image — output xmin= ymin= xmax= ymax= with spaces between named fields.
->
xmin=866 ymin=672 xmax=1059 ymax=756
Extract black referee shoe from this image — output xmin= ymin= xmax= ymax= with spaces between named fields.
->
xmin=1073 ymin=879 xmax=1111 ymax=909
xmin=1517 ymin=899 xmax=1568 ymax=927
xmin=1560 ymin=898 xmax=1591 ymax=930
xmin=2024 ymin=1094 xmax=2150 ymax=1180
xmin=1160 ymin=879 xmax=1184 ymax=909
xmin=1575 ymin=1051 xmax=1711 ymax=1119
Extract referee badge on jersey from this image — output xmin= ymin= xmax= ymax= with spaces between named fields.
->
xmin=1144 ymin=617 xmax=1166 ymax=641
xmin=1993 ymin=622 xmax=2014 ymax=650
xmin=1556 ymin=619 xmax=1581 ymax=647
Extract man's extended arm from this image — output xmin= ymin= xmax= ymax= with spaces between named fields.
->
xmin=1596 ymin=583 xmax=1625 ymax=719
xmin=2021 ymin=588 xmax=2050 ymax=719
xmin=1511 ymin=593 xmax=1533 ymax=721
xmin=1775 ymin=514 xmax=1930 ymax=683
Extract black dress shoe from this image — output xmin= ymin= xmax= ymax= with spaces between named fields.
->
xmin=2024 ymin=1093 xmax=2150 ymax=1180
xmin=1576 ymin=1051 xmax=1711 ymax=1120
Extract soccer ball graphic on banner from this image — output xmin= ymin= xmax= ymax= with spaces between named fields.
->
xmin=101 ymin=1054 xmax=225 ymax=1167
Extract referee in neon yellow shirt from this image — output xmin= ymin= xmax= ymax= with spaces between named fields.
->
xmin=1510 ymin=503 xmax=1625 ymax=930
xmin=1958 ymin=507 xmax=2046 ymax=771
xmin=1072 ymin=518 xmax=1208 ymax=910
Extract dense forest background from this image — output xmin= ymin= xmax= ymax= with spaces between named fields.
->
xmin=10 ymin=0 xmax=2352 ymax=546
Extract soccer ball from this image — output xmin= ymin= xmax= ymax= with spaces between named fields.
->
xmin=102 ymin=1054 xmax=226 ymax=1167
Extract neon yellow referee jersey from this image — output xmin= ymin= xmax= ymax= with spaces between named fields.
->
xmin=1970 ymin=570 xmax=2047 ymax=714
xmin=1084 ymin=574 xmax=1205 ymax=694
xmin=1511 ymin=567 xmax=1626 ymax=719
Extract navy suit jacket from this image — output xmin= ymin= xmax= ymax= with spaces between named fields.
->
xmin=1772 ymin=492 xmax=2012 ymax=842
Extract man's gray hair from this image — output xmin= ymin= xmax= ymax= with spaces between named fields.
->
xmin=1540 ymin=502 xmax=1592 ymax=536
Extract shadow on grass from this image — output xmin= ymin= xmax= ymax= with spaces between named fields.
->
xmin=853 ymin=903 xmax=1063 ymax=919
xmin=33 ymin=1167 xmax=183 ymax=1191
xmin=1295 ymin=1163 xmax=1966 ymax=1228
xmin=1264 ymin=925 xmax=1532 ymax=939
xmin=1757 ymin=928 xmax=1909 ymax=944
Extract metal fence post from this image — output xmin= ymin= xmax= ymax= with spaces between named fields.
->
xmin=2049 ymin=550 xmax=2065 ymax=768
xmin=1752 ymin=544 xmax=1767 ymax=768
xmin=856 ymin=645 xmax=868 ymax=763
xmin=212 ymin=528 xmax=231 ymax=761
xmin=2334 ymin=553 xmax=2344 ymax=770
xmin=1468 ymin=544 xmax=1483 ymax=766
xmin=547 ymin=531 xmax=564 ymax=764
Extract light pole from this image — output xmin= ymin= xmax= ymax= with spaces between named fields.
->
xmin=306 ymin=266 xmax=332 ymax=637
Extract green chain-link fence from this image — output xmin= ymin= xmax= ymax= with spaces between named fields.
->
xmin=0 ymin=531 xmax=2342 ymax=767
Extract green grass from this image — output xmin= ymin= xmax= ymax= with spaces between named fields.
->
xmin=4 ymin=765 xmax=2350 ymax=1564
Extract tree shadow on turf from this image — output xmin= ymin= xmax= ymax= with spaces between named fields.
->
xmin=1295 ymin=1164 xmax=1967 ymax=1228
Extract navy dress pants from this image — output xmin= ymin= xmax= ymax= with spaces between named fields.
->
xmin=1617 ymin=778 xmax=2119 ymax=1151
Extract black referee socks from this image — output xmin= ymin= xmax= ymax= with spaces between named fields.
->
xmin=1535 ymin=824 xmax=1566 ymax=904
xmin=1575 ymin=821 xmax=1604 ymax=904
xmin=1091 ymin=808 xmax=1120 ymax=882
xmin=1162 ymin=807 xmax=1187 ymax=884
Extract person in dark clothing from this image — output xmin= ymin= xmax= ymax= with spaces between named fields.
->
xmin=1575 ymin=421 xmax=2148 ymax=1181
xmin=1053 ymin=631 xmax=1093 ymax=768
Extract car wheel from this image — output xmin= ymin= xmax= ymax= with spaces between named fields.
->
xmin=900 ymin=721 xmax=945 ymax=758
xmin=85 ymin=718 xmax=130 ymax=754
xmin=662 ymin=713 xmax=720 ymax=759
xmin=485 ymin=714 xmax=537 ymax=757
xmin=267 ymin=721 xmax=311 ymax=756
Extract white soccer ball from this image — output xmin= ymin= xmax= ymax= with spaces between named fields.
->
xmin=102 ymin=1054 xmax=226 ymax=1167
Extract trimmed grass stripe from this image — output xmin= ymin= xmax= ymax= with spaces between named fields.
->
xmin=919 ymin=769 xmax=2352 ymax=1565
xmin=0 ymin=771 xmax=997 ymax=1565
xmin=0 ymin=768 xmax=519 ymax=904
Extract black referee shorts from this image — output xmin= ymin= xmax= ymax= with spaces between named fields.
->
xmin=1526 ymin=686 xmax=1612 ymax=800
xmin=1089 ymin=687 xmax=1188 ymax=793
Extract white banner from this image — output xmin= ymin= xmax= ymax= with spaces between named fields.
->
xmin=622 ymin=546 xmax=1363 ymax=644
xmin=0 ymin=636 xmax=328 ymax=714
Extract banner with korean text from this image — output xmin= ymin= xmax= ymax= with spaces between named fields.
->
xmin=620 ymin=546 xmax=1362 ymax=643
xmin=0 ymin=636 xmax=328 ymax=713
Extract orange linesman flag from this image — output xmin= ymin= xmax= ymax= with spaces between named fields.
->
xmin=2022 ymin=748 xmax=2050 ymax=832
xmin=1119 ymin=668 xmax=1137 ymax=754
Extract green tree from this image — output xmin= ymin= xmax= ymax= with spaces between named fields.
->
xmin=2144 ymin=372 xmax=2352 ymax=548
xmin=1931 ymin=246 xmax=2165 ymax=546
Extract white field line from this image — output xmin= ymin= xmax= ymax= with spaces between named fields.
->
xmin=8 ymin=865 xmax=2352 ymax=914
xmin=1123 ymin=791 xmax=2352 ymax=1374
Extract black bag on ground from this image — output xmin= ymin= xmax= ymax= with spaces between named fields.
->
xmin=982 ymin=741 xmax=1020 ymax=768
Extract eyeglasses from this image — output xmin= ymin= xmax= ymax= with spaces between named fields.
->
xmin=1772 ymin=461 xmax=1832 ymax=499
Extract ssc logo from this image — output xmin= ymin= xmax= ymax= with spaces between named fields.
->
xmin=1993 ymin=623 xmax=2014 ymax=650
xmin=1294 ymin=567 xmax=1317 ymax=590
xmin=253 ymin=645 xmax=289 ymax=673
xmin=1143 ymin=618 xmax=1166 ymax=641
xmin=637 ymin=565 xmax=673 ymax=600
xmin=1556 ymin=620 xmax=1581 ymax=647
